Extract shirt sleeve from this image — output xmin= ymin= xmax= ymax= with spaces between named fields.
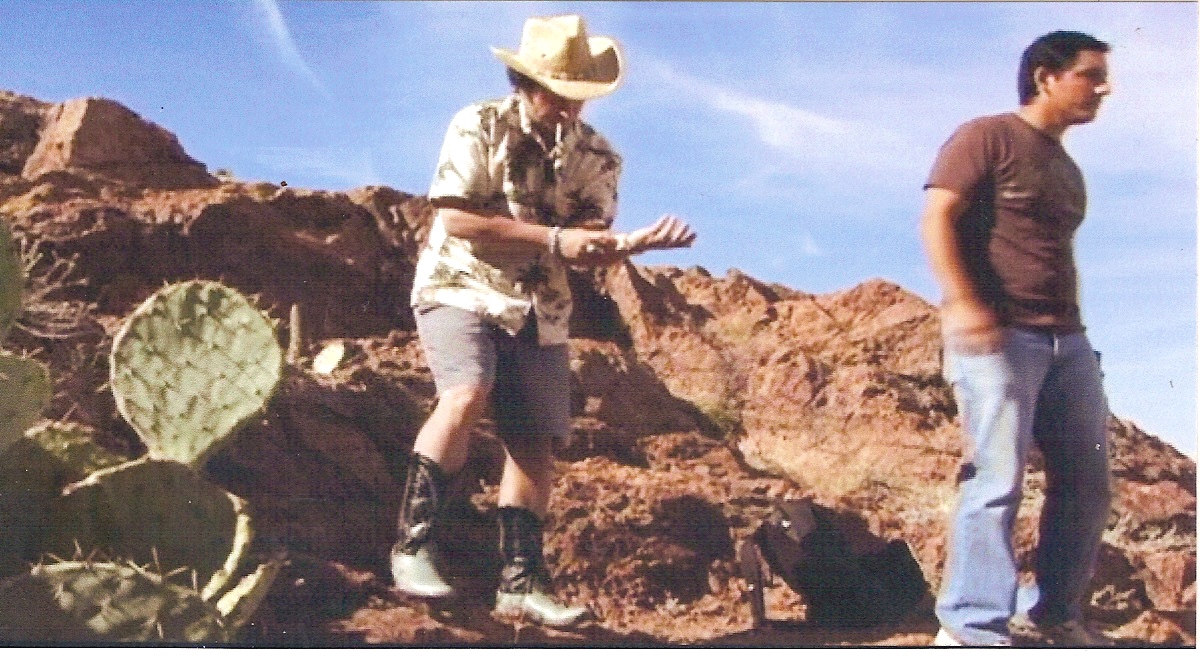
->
xmin=924 ymin=118 xmax=993 ymax=196
xmin=428 ymin=104 xmax=490 ymax=204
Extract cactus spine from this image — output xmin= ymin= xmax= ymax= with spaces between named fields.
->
xmin=109 ymin=280 xmax=283 ymax=470
xmin=0 ymin=423 xmax=127 ymax=578
xmin=1 ymin=276 xmax=287 ymax=641
xmin=14 ymin=421 xmax=128 ymax=480
xmin=0 ymin=560 xmax=230 ymax=642
xmin=42 ymin=458 xmax=251 ymax=598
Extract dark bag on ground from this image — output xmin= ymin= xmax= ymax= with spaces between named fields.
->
xmin=738 ymin=498 xmax=928 ymax=628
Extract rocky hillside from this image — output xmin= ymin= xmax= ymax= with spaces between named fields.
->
xmin=0 ymin=90 xmax=1194 ymax=646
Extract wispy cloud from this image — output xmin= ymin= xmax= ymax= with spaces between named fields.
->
xmin=252 ymin=146 xmax=381 ymax=190
xmin=252 ymin=0 xmax=328 ymax=97
xmin=765 ymin=232 xmax=824 ymax=272
xmin=649 ymin=61 xmax=919 ymax=179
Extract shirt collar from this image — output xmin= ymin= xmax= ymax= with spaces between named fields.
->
xmin=513 ymin=93 xmax=580 ymax=154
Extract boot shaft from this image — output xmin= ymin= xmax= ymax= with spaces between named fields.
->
xmin=497 ymin=506 xmax=549 ymax=594
xmin=494 ymin=506 xmax=589 ymax=626
xmin=396 ymin=453 xmax=449 ymax=554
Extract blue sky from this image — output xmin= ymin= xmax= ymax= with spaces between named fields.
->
xmin=0 ymin=1 xmax=1195 ymax=455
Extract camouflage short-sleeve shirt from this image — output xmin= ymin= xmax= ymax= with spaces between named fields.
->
xmin=411 ymin=94 xmax=622 ymax=345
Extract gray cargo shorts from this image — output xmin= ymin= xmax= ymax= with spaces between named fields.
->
xmin=414 ymin=304 xmax=570 ymax=443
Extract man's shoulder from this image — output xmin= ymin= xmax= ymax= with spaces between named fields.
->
xmin=953 ymin=112 xmax=1019 ymax=136
xmin=575 ymin=121 xmax=622 ymax=163
xmin=945 ymin=112 xmax=1022 ymax=140
xmin=448 ymin=96 xmax=519 ymax=129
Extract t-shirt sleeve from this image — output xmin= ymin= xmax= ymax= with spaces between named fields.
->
xmin=428 ymin=105 xmax=490 ymax=205
xmin=924 ymin=118 xmax=993 ymax=195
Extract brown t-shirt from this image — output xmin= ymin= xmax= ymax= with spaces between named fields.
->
xmin=926 ymin=113 xmax=1087 ymax=333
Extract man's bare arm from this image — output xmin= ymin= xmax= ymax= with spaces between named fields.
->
xmin=919 ymin=187 xmax=1003 ymax=352
xmin=438 ymin=206 xmax=616 ymax=262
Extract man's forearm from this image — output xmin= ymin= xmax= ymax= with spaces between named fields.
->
xmin=922 ymin=220 xmax=976 ymax=304
xmin=919 ymin=190 xmax=982 ymax=306
xmin=439 ymin=207 xmax=551 ymax=246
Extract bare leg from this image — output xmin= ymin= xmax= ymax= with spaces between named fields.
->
xmin=412 ymin=383 xmax=492 ymax=476
xmin=496 ymin=432 xmax=554 ymax=516
xmin=392 ymin=382 xmax=491 ymax=598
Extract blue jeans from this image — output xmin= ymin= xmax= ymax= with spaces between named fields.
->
xmin=936 ymin=328 xmax=1112 ymax=645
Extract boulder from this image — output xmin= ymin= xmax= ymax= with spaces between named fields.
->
xmin=22 ymin=97 xmax=216 ymax=189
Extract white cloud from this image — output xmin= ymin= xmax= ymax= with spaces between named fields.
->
xmin=648 ymin=61 xmax=921 ymax=180
xmin=767 ymin=232 xmax=825 ymax=270
xmin=1080 ymin=244 xmax=1195 ymax=283
xmin=252 ymin=146 xmax=381 ymax=190
xmin=252 ymin=0 xmax=328 ymax=97
xmin=800 ymin=232 xmax=823 ymax=257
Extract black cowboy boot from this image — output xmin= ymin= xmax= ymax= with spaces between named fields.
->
xmin=390 ymin=453 xmax=453 ymax=598
xmin=494 ymin=506 xmax=589 ymax=627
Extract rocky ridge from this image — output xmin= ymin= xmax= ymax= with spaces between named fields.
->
xmin=0 ymin=90 xmax=1193 ymax=646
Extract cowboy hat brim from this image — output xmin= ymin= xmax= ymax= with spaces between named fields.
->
xmin=491 ymin=36 xmax=624 ymax=101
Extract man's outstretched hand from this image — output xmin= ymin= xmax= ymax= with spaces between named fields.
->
xmin=581 ymin=214 xmax=697 ymax=261
xmin=623 ymin=215 xmax=697 ymax=253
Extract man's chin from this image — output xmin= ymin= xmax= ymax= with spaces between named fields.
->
xmin=1071 ymin=107 xmax=1101 ymax=125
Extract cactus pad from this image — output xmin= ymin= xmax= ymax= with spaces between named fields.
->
xmin=43 ymin=458 xmax=252 ymax=598
xmin=0 ymin=423 xmax=127 ymax=579
xmin=0 ymin=218 xmax=22 ymax=342
xmin=110 ymin=280 xmax=283 ymax=468
xmin=0 ymin=349 xmax=51 ymax=455
xmin=0 ymin=560 xmax=230 ymax=642
xmin=11 ymin=421 xmax=129 ymax=483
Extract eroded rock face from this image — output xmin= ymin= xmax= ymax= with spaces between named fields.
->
xmin=585 ymin=255 xmax=1196 ymax=640
xmin=22 ymin=97 xmax=217 ymax=189
xmin=0 ymin=91 xmax=1193 ymax=646
xmin=0 ymin=91 xmax=49 ymax=175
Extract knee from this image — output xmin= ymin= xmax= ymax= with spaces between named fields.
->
xmin=436 ymin=384 xmax=491 ymax=422
xmin=957 ymin=456 xmax=1025 ymax=511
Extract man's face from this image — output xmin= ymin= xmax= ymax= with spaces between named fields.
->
xmin=525 ymin=86 xmax=585 ymax=131
xmin=1043 ymin=49 xmax=1111 ymax=125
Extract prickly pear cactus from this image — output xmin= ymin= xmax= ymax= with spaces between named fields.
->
xmin=11 ymin=421 xmax=128 ymax=482
xmin=109 ymin=280 xmax=283 ymax=469
xmin=42 ymin=458 xmax=252 ymax=600
xmin=0 ymin=349 xmax=51 ymax=455
xmin=0 ymin=423 xmax=126 ymax=579
xmin=0 ymin=560 xmax=230 ymax=642
xmin=215 ymin=554 xmax=286 ymax=632
xmin=0 ymin=217 xmax=22 ymax=342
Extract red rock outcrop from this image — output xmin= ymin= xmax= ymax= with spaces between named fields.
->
xmin=0 ymin=91 xmax=50 ymax=176
xmin=22 ymin=96 xmax=216 ymax=189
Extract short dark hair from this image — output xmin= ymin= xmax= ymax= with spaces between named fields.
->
xmin=1018 ymin=31 xmax=1110 ymax=104
xmin=506 ymin=67 xmax=544 ymax=94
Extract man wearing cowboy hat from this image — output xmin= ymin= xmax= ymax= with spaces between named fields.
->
xmin=392 ymin=14 xmax=695 ymax=627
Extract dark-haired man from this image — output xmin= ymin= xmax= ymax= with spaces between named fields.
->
xmin=390 ymin=14 xmax=694 ymax=627
xmin=920 ymin=31 xmax=1115 ymax=647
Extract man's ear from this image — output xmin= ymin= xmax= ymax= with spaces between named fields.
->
xmin=1032 ymin=65 xmax=1053 ymax=97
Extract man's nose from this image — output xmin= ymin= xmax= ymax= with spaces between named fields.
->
xmin=1094 ymin=81 xmax=1112 ymax=96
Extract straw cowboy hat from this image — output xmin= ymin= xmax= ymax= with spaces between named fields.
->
xmin=491 ymin=14 xmax=624 ymax=100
